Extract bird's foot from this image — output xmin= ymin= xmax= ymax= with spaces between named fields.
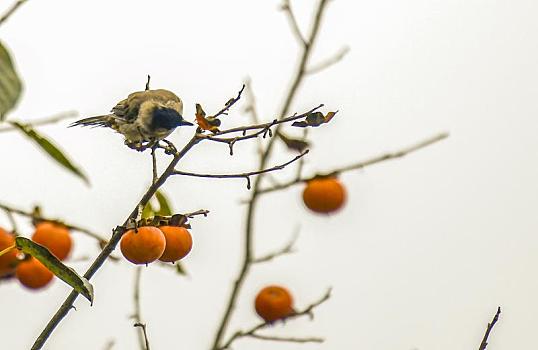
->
xmin=159 ymin=139 xmax=178 ymax=155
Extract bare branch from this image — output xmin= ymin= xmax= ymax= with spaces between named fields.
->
xmin=150 ymin=146 xmax=158 ymax=185
xmin=132 ymin=267 xmax=146 ymax=350
xmin=280 ymin=0 xmax=307 ymax=46
xmin=258 ymin=132 xmax=449 ymax=195
xmin=306 ymin=46 xmax=350 ymax=74
xmin=133 ymin=323 xmax=150 ymax=350
xmin=145 ymin=75 xmax=151 ymax=91
xmin=253 ymin=227 xmax=299 ymax=263
xmin=248 ymin=333 xmax=323 ymax=344
xmin=0 ymin=111 xmax=78 ymax=133
xmin=212 ymin=84 xmax=246 ymax=119
xmin=0 ymin=0 xmax=28 ymax=27
xmin=479 ymin=307 xmax=501 ymax=350
xmin=219 ymin=288 xmax=331 ymax=350
xmin=173 ymin=151 xmax=308 ymax=190
xmin=243 ymin=78 xmax=264 ymax=155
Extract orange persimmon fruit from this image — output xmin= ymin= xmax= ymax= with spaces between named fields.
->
xmin=0 ymin=227 xmax=19 ymax=277
xmin=120 ymin=226 xmax=166 ymax=265
xmin=158 ymin=226 xmax=193 ymax=263
xmin=32 ymin=222 xmax=72 ymax=261
xmin=16 ymin=257 xmax=54 ymax=290
xmin=255 ymin=285 xmax=295 ymax=322
xmin=302 ymin=176 xmax=346 ymax=214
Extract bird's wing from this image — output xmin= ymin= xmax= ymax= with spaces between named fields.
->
xmin=110 ymin=90 xmax=182 ymax=121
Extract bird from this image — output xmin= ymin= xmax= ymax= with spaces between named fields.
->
xmin=70 ymin=89 xmax=193 ymax=150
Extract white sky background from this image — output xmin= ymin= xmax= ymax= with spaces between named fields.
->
xmin=1 ymin=0 xmax=538 ymax=349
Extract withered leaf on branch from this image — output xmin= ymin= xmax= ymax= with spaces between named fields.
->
xmin=195 ymin=103 xmax=221 ymax=133
xmin=292 ymin=111 xmax=338 ymax=128
xmin=133 ymin=214 xmax=191 ymax=230
xmin=280 ymin=133 xmax=310 ymax=153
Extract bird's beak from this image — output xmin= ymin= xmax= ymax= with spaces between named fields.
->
xmin=180 ymin=120 xmax=194 ymax=126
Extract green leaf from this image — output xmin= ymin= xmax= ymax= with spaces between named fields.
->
xmin=10 ymin=122 xmax=89 ymax=184
xmin=15 ymin=237 xmax=94 ymax=304
xmin=141 ymin=201 xmax=154 ymax=219
xmin=175 ymin=262 xmax=187 ymax=276
xmin=0 ymin=41 xmax=23 ymax=121
xmin=155 ymin=190 xmax=173 ymax=216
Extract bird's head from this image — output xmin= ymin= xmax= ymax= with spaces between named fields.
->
xmin=150 ymin=106 xmax=193 ymax=131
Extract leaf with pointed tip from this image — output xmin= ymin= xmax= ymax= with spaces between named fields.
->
xmin=15 ymin=237 xmax=94 ymax=304
xmin=10 ymin=122 xmax=89 ymax=184
xmin=141 ymin=201 xmax=154 ymax=219
xmin=0 ymin=41 xmax=23 ymax=121
xmin=280 ymin=133 xmax=310 ymax=153
xmin=175 ymin=262 xmax=187 ymax=276
xmin=155 ymin=190 xmax=172 ymax=216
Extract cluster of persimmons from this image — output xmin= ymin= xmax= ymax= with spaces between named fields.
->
xmin=0 ymin=222 xmax=71 ymax=289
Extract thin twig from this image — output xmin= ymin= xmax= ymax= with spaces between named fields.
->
xmin=479 ymin=307 xmax=501 ymax=350
xmin=132 ymin=267 xmax=146 ymax=350
xmin=253 ymin=227 xmax=299 ymax=263
xmin=243 ymin=78 xmax=264 ymax=155
xmin=306 ymin=46 xmax=350 ymax=74
xmin=294 ymin=128 xmax=309 ymax=180
xmin=212 ymin=84 xmax=246 ymax=119
xmin=151 ymin=147 xmax=158 ymax=185
xmin=258 ymin=132 xmax=449 ymax=194
xmin=0 ymin=0 xmax=28 ymax=27
xmin=133 ymin=323 xmax=150 ymax=350
xmin=248 ymin=333 xmax=324 ymax=344
xmin=280 ymin=0 xmax=307 ymax=46
xmin=219 ymin=288 xmax=331 ymax=350
xmin=172 ymin=151 xmax=308 ymax=190
xmin=0 ymin=111 xmax=78 ymax=133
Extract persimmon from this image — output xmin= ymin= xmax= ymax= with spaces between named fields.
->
xmin=158 ymin=226 xmax=193 ymax=263
xmin=0 ymin=227 xmax=19 ymax=277
xmin=32 ymin=222 xmax=72 ymax=261
xmin=302 ymin=176 xmax=346 ymax=214
xmin=255 ymin=285 xmax=294 ymax=322
xmin=16 ymin=257 xmax=54 ymax=290
xmin=120 ymin=226 xmax=166 ymax=265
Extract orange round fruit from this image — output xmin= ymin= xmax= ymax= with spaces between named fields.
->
xmin=158 ymin=226 xmax=193 ymax=263
xmin=302 ymin=177 xmax=346 ymax=214
xmin=16 ymin=257 xmax=54 ymax=290
xmin=32 ymin=222 xmax=72 ymax=261
xmin=0 ymin=228 xmax=19 ymax=277
xmin=120 ymin=226 xmax=166 ymax=265
xmin=255 ymin=285 xmax=294 ymax=322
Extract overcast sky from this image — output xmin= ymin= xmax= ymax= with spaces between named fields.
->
xmin=1 ymin=0 xmax=538 ymax=349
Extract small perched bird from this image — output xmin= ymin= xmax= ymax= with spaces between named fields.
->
xmin=71 ymin=89 xmax=193 ymax=150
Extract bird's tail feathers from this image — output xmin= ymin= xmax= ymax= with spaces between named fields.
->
xmin=69 ymin=115 xmax=113 ymax=128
